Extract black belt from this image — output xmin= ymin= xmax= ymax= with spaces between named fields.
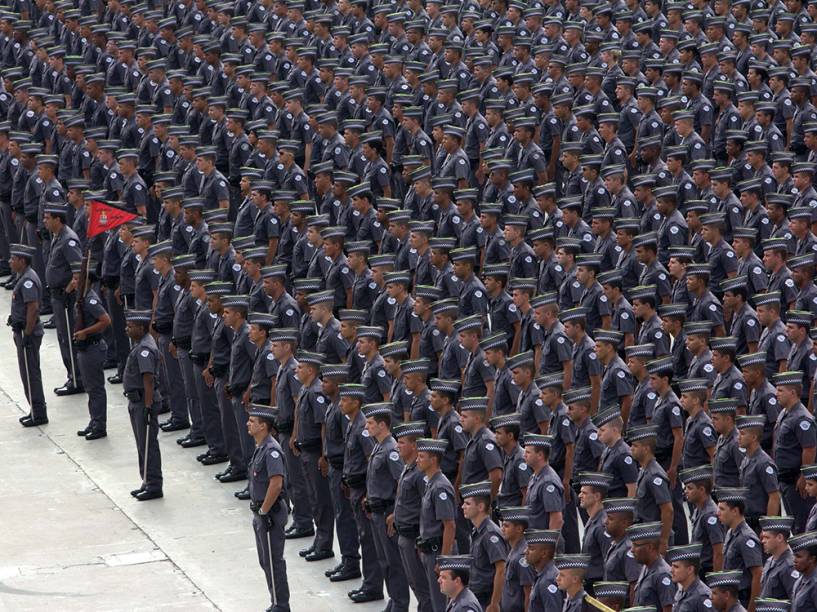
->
xmin=396 ymin=524 xmax=419 ymax=539
xmin=343 ymin=473 xmax=366 ymax=489
xmin=416 ymin=536 xmax=442 ymax=553
xmin=367 ymin=498 xmax=394 ymax=514
xmin=124 ymin=390 xmax=143 ymax=401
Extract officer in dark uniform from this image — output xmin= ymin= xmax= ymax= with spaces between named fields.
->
xmin=122 ymin=309 xmax=163 ymax=501
xmin=680 ymin=465 xmax=724 ymax=577
xmin=758 ymin=517 xmax=797 ymax=602
xmin=362 ymin=402 xmax=410 ymax=612
xmin=339 ymin=383 xmax=383 ymax=604
xmin=667 ymin=544 xmax=713 ymax=611
xmin=391 ymin=421 xmax=431 ymax=611
xmin=43 ymin=201 xmax=83 ymax=396
xmin=678 ymin=378 xmax=718 ymax=470
xmin=773 ymin=370 xmax=817 ymax=534
xmin=246 ymin=404 xmax=291 ymax=612
xmin=717 ymin=487 xmax=763 ymax=606
xmin=451 ymin=246 xmax=488 ymax=319
xmin=737 ymin=415 xmax=781 ymax=528
xmin=416 ymin=437 xmax=457 ymax=612
xmin=523 ymin=433 xmax=565 ymax=531
xmin=72 ymin=258 xmax=111 ymax=440
xmin=594 ymin=407 xmax=638 ymax=499
xmin=9 ymin=243 xmax=47 ymax=427
xmin=629 ymin=425 xmax=674 ymax=547
xmin=628 ymin=521 xmax=676 ymax=609
xmin=711 ymin=399 xmax=744 ymax=489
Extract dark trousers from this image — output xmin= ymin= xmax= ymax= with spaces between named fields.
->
xmin=77 ymin=340 xmax=107 ymax=431
xmin=252 ymin=507 xmax=291 ymax=612
xmin=214 ymin=376 xmax=244 ymax=473
xmin=328 ymin=465 xmax=361 ymax=563
xmin=371 ymin=511 xmax=410 ymax=612
xmin=157 ymin=333 xmax=188 ymax=425
xmin=301 ymin=448 xmax=334 ymax=551
xmin=782 ymin=481 xmax=816 ymax=534
xmin=127 ymin=400 xmax=163 ymax=492
xmin=279 ymin=432 xmax=312 ymax=530
xmin=51 ymin=293 xmax=81 ymax=386
xmin=398 ymin=534 xmax=432 ymax=612
xmin=193 ymin=363 xmax=225 ymax=455
xmin=562 ymin=490 xmax=582 ymax=553
xmin=103 ymin=286 xmax=129 ymax=376
xmin=0 ymin=199 xmax=13 ymax=265
xmin=178 ymin=349 xmax=204 ymax=441
xmin=14 ymin=331 xmax=46 ymax=420
xmin=350 ymin=485 xmax=384 ymax=595
xmin=23 ymin=220 xmax=46 ymax=285
xmin=231 ymin=395 xmax=254 ymax=468
xmin=421 ymin=549 xmax=450 ymax=612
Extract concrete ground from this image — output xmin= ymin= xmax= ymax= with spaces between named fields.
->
xmin=0 ymin=288 xmax=396 ymax=612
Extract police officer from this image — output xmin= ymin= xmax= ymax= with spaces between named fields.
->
xmin=416 ymin=437 xmax=457 ymax=612
xmin=72 ymin=258 xmax=111 ymax=440
xmin=717 ymin=487 xmax=762 ymax=606
xmin=362 ymin=402 xmax=410 ymax=612
xmin=736 ymin=415 xmax=780 ymax=529
xmin=122 ymin=309 xmax=163 ymax=501
xmin=246 ymin=404 xmax=291 ymax=612
xmin=436 ymin=555 xmax=482 ymax=612
xmin=9 ymin=243 xmax=47 ymax=427
xmin=773 ymin=370 xmax=817 ymax=534
xmin=629 ymin=425 xmax=674 ymax=549
xmin=43 ymin=201 xmax=83 ymax=395
xmin=391 ymin=421 xmax=431 ymax=611
xmin=629 ymin=521 xmax=676 ymax=609
xmin=339 ymin=383 xmax=383 ymax=604
xmin=523 ymin=433 xmax=565 ymax=531
xmin=667 ymin=544 xmax=713 ymax=611
xmin=595 ymin=408 xmax=638 ymax=498
xmin=680 ymin=465 xmax=724 ymax=577
xmin=758 ymin=515 xmax=796 ymax=600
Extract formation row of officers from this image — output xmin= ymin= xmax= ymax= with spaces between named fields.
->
xmin=12 ymin=192 xmax=817 ymax=611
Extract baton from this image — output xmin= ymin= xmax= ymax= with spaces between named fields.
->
xmin=143 ymin=403 xmax=151 ymax=488
xmin=65 ymin=304 xmax=78 ymax=387
xmin=266 ymin=524 xmax=277 ymax=606
xmin=22 ymin=335 xmax=33 ymax=407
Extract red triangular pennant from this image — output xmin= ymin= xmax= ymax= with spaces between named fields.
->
xmin=87 ymin=200 xmax=139 ymax=238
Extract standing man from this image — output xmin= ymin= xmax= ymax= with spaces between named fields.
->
xmin=363 ymin=402 xmax=410 ymax=612
xmin=123 ymin=309 xmax=163 ymax=501
xmin=293 ymin=350 xmax=335 ymax=562
xmin=72 ymin=258 xmax=111 ymax=440
xmin=9 ymin=244 xmax=47 ymax=427
xmin=247 ymin=404 xmax=291 ymax=612
xmin=44 ymin=202 xmax=83 ymax=395
xmin=773 ymin=370 xmax=817 ymax=534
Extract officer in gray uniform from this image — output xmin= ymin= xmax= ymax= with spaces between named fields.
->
xmin=629 ymin=521 xmax=675 ymax=610
xmin=416 ymin=437 xmax=457 ymax=612
xmin=189 ymin=269 xmax=228 ymax=464
xmin=436 ymin=555 xmax=482 ymax=612
xmin=600 ymin=498 xmax=640 ymax=584
xmin=772 ymin=370 xmax=817 ymax=534
xmin=246 ymin=404 xmax=290 ymax=612
xmin=788 ymin=530 xmax=817 ymax=612
xmin=9 ymin=243 xmax=47 ymax=426
xmin=43 ymin=201 xmax=83 ymax=395
xmin=72 ymin=258 xmax=111 ymax=439
xmin=577 ymin=471 xmax=612 ymax=590
xmin=629 ymin=425 xmax=674 ymax=546
xmin=523 ymin=433 xmax=565 ymax=530
xmin=123 ymin=309 xmax=163 ymax=501
xmin=460 ymin=481 xmax=508 ymax=608
xmin=666 ymin=544 xmax=713 ymax=611
xmin=460 ymin=396 xmax=503 ymax=488
xmin=554 ymin=553 xmax=591 ymax=612
xmin=170 ymin=254 xmax=205 ymax=448
xmin=758 ymin=515 xmax=796 ymax=600
xmin=594 ymin=407 xmax=638 ymax=499
xmin=293 ymin=350 xmax=335 ymax=561
xmin=319 ymin=363 xmax=361 ymax=582
xmin=222 ymin=294 xmax=258 ymax=498
xmin=737 ymin=415 xmax=780 ymax=528
xmin=491 ymin=412 xmax=531 ymax=508
xmin=339 ymin=383 xmax=383 ymax=604
xmin=680 ymin=465 xmax=724 ymax=577
xmin=717 ymin=487 xmax=763 ymax=606
xmin=704 ymin=571 xmax=746 ymax=612
xmin=149 ymin=241 xmax=189 ymax=431
xmin=391 ymin=421 xmax=431 ymax=611
xmin=712 ymin=398 xmax=745 ymax=488
xmin=271 ymin=329 xmax=312 ymax=539
xmin=362 ymin=402 xmax=410 ymax=612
